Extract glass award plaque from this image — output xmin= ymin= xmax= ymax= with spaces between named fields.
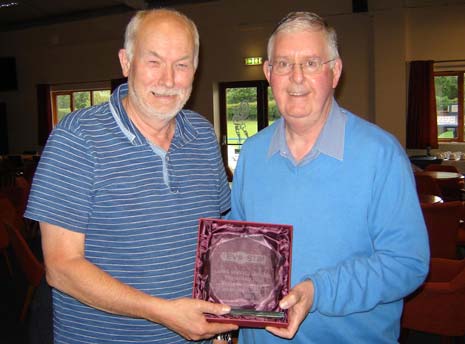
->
xmin=193 ymin=218 xmax=292 ymax=328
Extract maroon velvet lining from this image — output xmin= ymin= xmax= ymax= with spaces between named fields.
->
xmin=193 ymin=219 xmax=292 ymax=325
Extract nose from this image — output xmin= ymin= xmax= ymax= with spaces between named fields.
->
xmin=290 ymin=63 xmax=304 ymax=83
xmin=159 ymin=64 xmax=175 ymax=88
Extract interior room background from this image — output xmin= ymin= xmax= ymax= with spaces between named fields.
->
xmin=0 ymin=0 xmax=464 ymax=156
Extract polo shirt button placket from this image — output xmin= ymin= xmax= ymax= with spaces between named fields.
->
xmin=165 ymin=155 xmax=178 ymax=194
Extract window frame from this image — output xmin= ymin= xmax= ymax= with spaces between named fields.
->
xmin=51 ymin=88 xmax=111 ymax=126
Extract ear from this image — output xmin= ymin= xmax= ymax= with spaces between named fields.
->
xmin=331 ymin=58 xmax=343 ymax=89
xmin=263 ymin=60 xmax=271 ymax=83
xmin=118 ymin=49 xmax=131 ymax=78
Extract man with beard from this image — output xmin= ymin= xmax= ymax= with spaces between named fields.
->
xmin=25 ymin=9 xmax=237 ymax=344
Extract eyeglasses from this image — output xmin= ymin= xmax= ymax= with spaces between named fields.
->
xmin=269 ymin=57 xmax=336 ymax=75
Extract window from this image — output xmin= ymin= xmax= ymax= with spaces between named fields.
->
xmin=51 ymin=88 xmax=111 ymax=125
xmin=219 ymin=80 xmax=277 ymax=177
xmin=435 ymin=71 xmax=464 ymax=141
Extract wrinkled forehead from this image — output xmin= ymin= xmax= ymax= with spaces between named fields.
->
xmin=134 ymin=15 xmax=195 ymax=56
xmin=140 ymin=13 xmax=195 ymax=41
xmin=271 ymin=29 xmax=330 ymax=58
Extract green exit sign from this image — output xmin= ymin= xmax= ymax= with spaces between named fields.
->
xmin=244 ymin=57 xmax=263 ymax=66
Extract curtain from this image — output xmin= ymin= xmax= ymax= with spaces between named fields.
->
xmin=406 ymin=60 xmax=438 ymax=150
xmin=36 ymin=84 xmax=52 ymax=146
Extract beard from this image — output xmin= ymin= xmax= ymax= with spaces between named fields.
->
xmin=128 ymin=83 xmax=192 ymax=121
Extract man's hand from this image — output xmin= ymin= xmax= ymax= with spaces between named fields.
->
xmin=155 ymin=298 xmax=238 ymax=341
xmin=265 ymin=279 xmax=314 ymax=339
xmin=41 ymin=222 xmax=238 ymax=341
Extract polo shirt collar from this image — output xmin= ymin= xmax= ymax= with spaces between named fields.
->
xmin=268 ymin=99 xmax=346 ymax=164
xmin=109 ymin=83 xmax=198 ymax=148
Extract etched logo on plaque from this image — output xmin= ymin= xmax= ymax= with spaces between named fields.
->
xmin=208 ymin=235 xmax=281 ymax=310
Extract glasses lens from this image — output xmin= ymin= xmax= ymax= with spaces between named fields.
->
xmin=271 ymin=58 xmax=330 ymax=75
xmin=273 ymin=61 xmax=289 ymax=75
xmin=305 ymin=59 xmax=320 ymax=73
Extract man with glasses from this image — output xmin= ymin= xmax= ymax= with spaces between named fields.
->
xmin=229 ymin=11 xmax=429 ymax=343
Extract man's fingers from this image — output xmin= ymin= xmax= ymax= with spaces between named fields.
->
xmin=209 ymin=322 xmax=239 ymax=334
xmin=199 ymin=300 xmax=231 ymax=315
xmin=266 ymin=326 xmax=294 ymax=339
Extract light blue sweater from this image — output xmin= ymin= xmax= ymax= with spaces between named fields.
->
xmin=230 ymin=101 xmax=429 ymax=343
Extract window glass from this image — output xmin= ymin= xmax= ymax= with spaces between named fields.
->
xmin=56 ymin=95 xmax=71 ymax=123
xmin=268 ymin=86 xmax=279 ymax=125
xmin=226 ymin=87 xmax=257 ymax=145
xmin=225 ymin=87 xmax=257 ymax=172
xmin=93 ymin=90 xmax=111 ymax=105
xmin=435 ymin=75 xmax=458 ymax=139
xmin=73 ymin=91 xmax=91 ymax=110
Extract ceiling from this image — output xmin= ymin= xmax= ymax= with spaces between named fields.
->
xmin=2 ymin=0 xmax=465 ymax=32
xmin=0 ymin=0 xmax=216 ymax=32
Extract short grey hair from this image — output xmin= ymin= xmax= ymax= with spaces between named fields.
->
xmin=123 ymin=8 xmax=200 ymax=68
xmin=267 ymin=11 xmax=339 ymax=63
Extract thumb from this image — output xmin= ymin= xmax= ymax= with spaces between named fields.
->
xmin=201 ymin=301 xmax=231 ymax=315
xmin=279 ymin=293 xmax=298 ymax=310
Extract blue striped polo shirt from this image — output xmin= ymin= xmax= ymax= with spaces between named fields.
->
xmin=25 ymin=83 xmax=230 ymax=344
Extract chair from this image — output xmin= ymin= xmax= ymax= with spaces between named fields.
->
xmin=457 ymin=203 xmax=465 ymax=257
xmin=1 ymin=179 xmax=39 ymax=241
xmin=421 ymin=201 xmax=462 ymax=259
xmin=5 ymin=175 xmax=31 ymax=216
xmin=0 ymin=194 xmax=26 ymax=236
xmin=414 ymin=173 xmax=443 ymax=197
xmin=4 ymin=221 xmax=45 ymax=322
xmin=401 ymin=258 xmax=465 ymax=344
xmin=458 ymin=228 xmax=465 ymax=259
xmin=0 ymin=221 xmax=12 ymax=276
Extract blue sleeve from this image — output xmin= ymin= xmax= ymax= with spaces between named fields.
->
xmin=307 ymin=150 xmax=430 ymax=315
xmin=25 ymin=125 xmax=95 ymax=233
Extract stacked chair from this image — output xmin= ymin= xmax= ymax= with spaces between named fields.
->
xmin=401 ymin=171 xmax=465 ymax=343
xmin=401 ymin=258 xmax=465 ymax=344
xmin=3 ymin=220 xmax=44 ymax=321
xmin=0 ymin=219 xmax=12 ymax=276
xmin=414 ymin=173 xmax=443 ymax=199
xmin=421 ymin=201 xmax=462 ymax=260
xmin=0 ymin=186 xmax=44 ymax=323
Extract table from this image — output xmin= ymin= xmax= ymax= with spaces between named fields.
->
xmin=419 ymin=194 xmax=443 ymax=205
xmin=420 ymin=171 xmax=464 ymax=180
xmin=419 ymin=171 xmax=464 ymax=202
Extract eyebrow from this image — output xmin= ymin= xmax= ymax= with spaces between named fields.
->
xmin=146 ymin=50 xmax=192 ymax=63
xmin=273 ymin=54 xmax=321 ymax=60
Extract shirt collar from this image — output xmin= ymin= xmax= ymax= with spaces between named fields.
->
xmin=268 ymin=99 xmax=346 ymax=164
xmin=109 ymin=83 xmax=198 ymax=148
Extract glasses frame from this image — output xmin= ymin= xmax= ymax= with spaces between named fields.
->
xmin=268 ymin=57 xmax=336 ymax=76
